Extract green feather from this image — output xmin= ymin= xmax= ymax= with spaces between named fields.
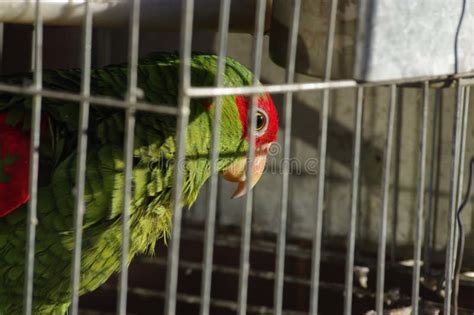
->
xmin=0 ymin=52 xmax=255 ymax=314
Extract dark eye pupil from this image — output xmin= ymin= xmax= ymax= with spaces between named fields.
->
xmin=256 ymin=112 xmax=266 ymax=131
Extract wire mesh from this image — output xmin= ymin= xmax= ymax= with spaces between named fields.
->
xmin=0 ymin=1 xmax=471 ymax=315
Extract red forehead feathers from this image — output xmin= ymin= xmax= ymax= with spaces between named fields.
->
xmin=235 ymin=94 xmax=278 ymax=147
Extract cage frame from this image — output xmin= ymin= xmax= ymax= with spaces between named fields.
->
xmin=0 ymin=0 xmax=471 ymax=314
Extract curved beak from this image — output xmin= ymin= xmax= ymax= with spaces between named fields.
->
xmin=220 ymin=143 xmax=272 ymax=199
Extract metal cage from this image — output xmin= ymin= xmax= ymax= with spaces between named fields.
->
xmin=0 ymin=0 xmax=473 ymax=314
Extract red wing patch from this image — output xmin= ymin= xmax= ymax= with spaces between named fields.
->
xmin=0 ymin=112 xmax=30 ymax=217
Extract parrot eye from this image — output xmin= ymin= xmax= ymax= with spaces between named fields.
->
xmin=255 ymin=110 xmax=268 ymax=135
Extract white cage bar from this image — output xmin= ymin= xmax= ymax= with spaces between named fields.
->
xmin=237 ymin=1 xmax=267 ymax=314
xmin=23 ymin=0 xmax=43 ymax=314
xmin=199 ymin=1 xmax=232 ymax=314
xmin=164 ymin=0 xmax=194 ymax=314
xmin=273 ymin=1 xmax=300 ymax=315
xmin=69 ymin=1 xmax=93 ymax=314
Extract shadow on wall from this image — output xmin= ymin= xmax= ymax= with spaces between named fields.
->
xmin=285 ymin=92 xmax=384 ymax=186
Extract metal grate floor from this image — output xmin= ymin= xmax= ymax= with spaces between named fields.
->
xmin=78 ymin=225 xmax=474 ymax=315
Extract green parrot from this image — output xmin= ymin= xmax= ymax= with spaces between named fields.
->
xmin=0 ymin=52 xmax=278 ymax=314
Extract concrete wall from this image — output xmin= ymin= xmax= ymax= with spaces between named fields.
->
xmin=187 ymin=34 xmax=474 ymax=265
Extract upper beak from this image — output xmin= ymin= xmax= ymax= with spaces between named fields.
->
xmin=220 ymin=143 xmax=272 ymax=198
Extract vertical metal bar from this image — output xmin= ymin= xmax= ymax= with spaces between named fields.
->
xmin=389 ymin=88 xmax=402 ymax=265
xmin=457 ymin=87 xmax=468 ymax=206
xmin=458 ymin=86 xmax=471 ymax=193
xmin=375 ymin=85 xmax=397 ymax=314
xmin=443 ymin=83 xmax=463 ymax=315
xmin=411 ymin=81 xmax=429 ymax=315
xmin=454 ymin=87 xmax=469 ymax=262
xmin=70 ymin=1 xmax=93 ymax=314
xmin=273 ymin=1 xmax=300 ymax=315
xmin=237 ymin=1 xmax=266 ymax=314
xmin=23 ymin=1 xmax=42 ymax=314
xmin=199 ymin=1 xmax=231 ymax=314
xmin=164 ymin=0 xmax=193 ymax=314
xmin=343 ymin=87 xmax=364 ymax=315
xmin=0 ymin=23 xmax=3 ymax=73
xmin=458 ymin=89 xmax=470 ymax=205
xmin=424 ymin=89 xmax=441 ymax=273
xmin=309 ymin=0 xmax=338 ymax=313
xmin=453 ymin=86 xmax=472 ymax=315
xmin=117 ymin=0 xmax=140 ymax=314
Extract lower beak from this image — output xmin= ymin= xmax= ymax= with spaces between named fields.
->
xmin=220 ymin=143 xmax=272 ymax=199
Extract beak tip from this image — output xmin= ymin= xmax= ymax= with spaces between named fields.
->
xmin=231 ymin=181 xmax=247 ymax=199
xmin=231 ymin=188 xmax=245 ymax=199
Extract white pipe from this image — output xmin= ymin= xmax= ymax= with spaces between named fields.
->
xmin=0 ymin=0 xmax=272 ymax=33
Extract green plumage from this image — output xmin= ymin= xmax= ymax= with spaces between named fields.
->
xmin=0 ymin=53 xmax=252 ymax=314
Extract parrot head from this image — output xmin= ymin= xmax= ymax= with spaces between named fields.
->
xmin=172 ymin=54 xmax=279 ymax=204
xmin=219 ymin=93 xmax=278 ymax=198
